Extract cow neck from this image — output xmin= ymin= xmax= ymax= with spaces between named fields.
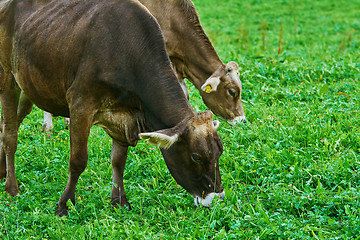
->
xmin=138 ymin=69 xmax=195 ymax=131
xmin=168 ymin=30 xmax=224 ymax=89
xmin=165 ymin=2 xmax=225 ymax=90
xmin=182 ymin=55 xmax=224 ymax=89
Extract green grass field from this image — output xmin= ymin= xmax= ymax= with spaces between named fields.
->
xmin=1 ymin=0 xmax=360 ymax=239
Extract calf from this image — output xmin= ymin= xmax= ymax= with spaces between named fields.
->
xmin=0 ymin=0 xmax=224 ymax=216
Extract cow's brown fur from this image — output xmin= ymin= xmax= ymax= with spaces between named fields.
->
xmin=40 ymin=0 xmax=245 ymax=132
xmin=139 ymin=0 xmax=245 ymax=121
xmin=0 ymin=0 xmax=224 ymax=216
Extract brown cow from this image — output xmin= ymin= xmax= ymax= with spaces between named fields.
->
xmin=0 ymin=0 xmax=224 ymax=216
xmin=41 ymin=0 xmax=246 ymax=132
xmin=139 ymin=0 xmax=246 ymax=123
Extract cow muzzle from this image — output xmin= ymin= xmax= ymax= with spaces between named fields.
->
xmin=229 ymin=115 xmax=246 ymax=125
xmin=193 ymin=190 xmax=225 ymax=207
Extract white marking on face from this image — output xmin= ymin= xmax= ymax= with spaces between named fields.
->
xmin=213 ymin=120 xmax=220 ymax=129
xmin=193 ymin=190 xmax=225 ymax=207
xmin=193 ymin=124 xmax=209 ymax=136
xmin=229 ymin=116 xmax=246 ymax=125
xmin=229 ymin=70 xmax=240 ymax=84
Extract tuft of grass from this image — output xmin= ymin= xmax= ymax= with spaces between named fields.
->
xmin=1 ymin=0 xmax=360 ymax=239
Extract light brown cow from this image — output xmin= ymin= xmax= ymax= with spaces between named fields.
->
xmin=41 ymin=0 xmax=246 ymax=132
xmin=0 ymin=0 xmax=224 ymax=216
xmin=139 ymin=0 xmax=246 ymax=123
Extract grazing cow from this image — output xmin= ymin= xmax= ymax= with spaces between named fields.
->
xmin=0 ymin=0 xmax=224 ymax=216
xmin=139 ymin=0 xmax=246 ymax=123
xmin=41 ymin=0 xmax=246 ymax=132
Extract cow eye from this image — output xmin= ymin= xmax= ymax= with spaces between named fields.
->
xmin=228 ymin=89 xmax=237 ymax=98
xmin=191 ymin=153 xmax=202 ymax=163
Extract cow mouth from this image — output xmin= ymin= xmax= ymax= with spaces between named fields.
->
xmin=228 ymin=115 xmax=246 ymax=125
xmin=210 ymin=107 xmax=246 ymax=125
xmin=216 ymin=115 xmax=246 ymax=125
xmin=193 ymin=190 xmax=225 ymax=207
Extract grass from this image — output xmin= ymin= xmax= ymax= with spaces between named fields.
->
xmin=1 ymin=0 xmax=360 ymax=239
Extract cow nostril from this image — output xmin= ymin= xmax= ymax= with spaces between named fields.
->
xmin=229 ymin=116 xmax=246 ymax=125
xmin=240 ymin=116 xmax=247 ymax=124
xmin=219 ymin=190 xmax=225 ymax=200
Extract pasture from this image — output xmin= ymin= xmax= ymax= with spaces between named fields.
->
xmin=1 ymin=0 xmax=359 ymax=239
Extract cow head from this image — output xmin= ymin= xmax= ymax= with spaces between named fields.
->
xmin=139 ymin=111 xmax=224 ymax=207
xmin=200 ymin=62 xmax=246 ymax=124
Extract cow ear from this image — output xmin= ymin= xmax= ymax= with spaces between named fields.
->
xmin=213 ymin=120 xmax=220 ymax=129
xmin=201 ymin=76 xmax=221 ymax=93
xmin=139 ymin=130 xmax=179 ymax=149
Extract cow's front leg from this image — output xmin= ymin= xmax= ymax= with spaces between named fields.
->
xmin=17 ymin=92 xmax=33 ymax=125
xmin=0 ymin=72 xmax=21 ymax=196
xmin=0 ymin=118 xmax=6 ymax=179
xmin=0 ymin=92 xmax=32 ymax=180
xmin=55 ymin=107 xmax=94 ymax=217
xmin=110 ymin=141 xmax=131 ymax=210
xmin=0 ymin=151 xmax=5 ymax=180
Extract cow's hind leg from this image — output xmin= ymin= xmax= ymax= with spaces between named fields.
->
xmin=110 ymin=141 xmax=131 ymax=210
xmin=55 ymin=103 xmax=95 ymax=217
xmin=0 ymin=72 xmax=21 ymax=196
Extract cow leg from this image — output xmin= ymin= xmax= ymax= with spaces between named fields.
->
xmin=0 ymin=154 xmax=5 ymax=180
xmin=42 ymin=111 xmax=53 ymax=132
xmin=0 ymin=114 xmax=5 ymax=179
xmin=17 ymin=92 xmax=33 ymax=125
xmin=64 ymin=117 xmax=70 ymax=126
xmin=110 ymin=141 xmax=131 ymax=210
xmin=42 ymin=113 xmax=70 ymax=132
xmin=55 ymin=106 xmax=94 ymax=217
xmin=0 ymin=92 xmax=33 ymax=180
xmin=0 ymin=72 xmax=21 ymax=196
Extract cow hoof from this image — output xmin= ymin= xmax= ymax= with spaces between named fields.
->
xmin=5 ymin=183 xmax=19 ymax=197
xmin=41 ymin=123 xmax=53 ymax=133
xmin=55 ymin=206 xmax=69 ymax=217
xmin=117 ymin=204 xmax=132 ymax=211
xmin=111 ymin=198 xmax=132 ymax=210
